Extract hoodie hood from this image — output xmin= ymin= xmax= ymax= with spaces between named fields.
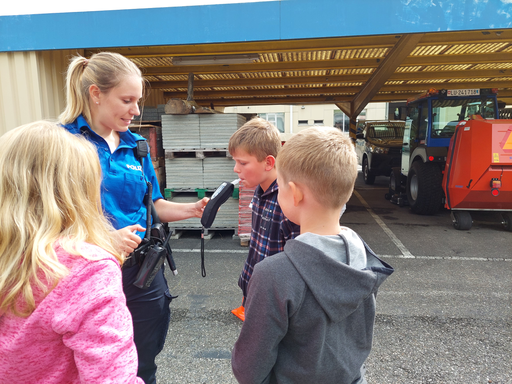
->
xmin=283 ymin=233 xmax=393 ymax=323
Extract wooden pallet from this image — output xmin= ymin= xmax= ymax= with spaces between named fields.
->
xmin=165 ymin=149 xmax=231 ymax=159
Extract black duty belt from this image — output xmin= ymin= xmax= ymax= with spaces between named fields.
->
xmin=122 ymin=240 xmax=150 ymax=269
xmin=123 ymin=253 xmax=139 ymax=269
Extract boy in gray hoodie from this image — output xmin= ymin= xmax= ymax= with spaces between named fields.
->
xmin=231 ymin=127 xmax=394 ymax=384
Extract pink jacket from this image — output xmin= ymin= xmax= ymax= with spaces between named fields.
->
xmin=0 ymin=242 xmax=143 ymax=384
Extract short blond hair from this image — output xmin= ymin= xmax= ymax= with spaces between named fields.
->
xmin=0 ymin=121 xmax=120 ymax=317
xmin=228 ymin=117 xmax=281 ymax=161
xmin=277 ymin=127 xmax=358 ymax=209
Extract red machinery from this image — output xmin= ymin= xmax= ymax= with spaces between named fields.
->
xmin=442 ymin=116 xmax=512 ymax=230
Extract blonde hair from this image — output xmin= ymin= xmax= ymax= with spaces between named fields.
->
xmin=228 ymin=117 xmax=281 ymax=161
xmin=277 ymin=127 xmax=358 ymax=209
xmin=59 ymin=52 xmax=144 ymax=125
xmin=0 ymin=121 xmax=121 ymax=317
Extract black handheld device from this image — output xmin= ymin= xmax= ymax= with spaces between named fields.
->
xmin=201 ymin=179 xmax=240 ymax=229
xmin=133 ymin=229 xmax=172 ymax=289
xmin=199 ymin=178 xmax=240 ymax=277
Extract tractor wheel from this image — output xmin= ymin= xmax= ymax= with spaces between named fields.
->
xmin=363 ymin=157 xmax=376 ymax=185
xmin=452 ymin=211 xmax=473 ymax=230
xmin=406 ymin=161 xmax=443 ymax=215
xmin=502 ymin=212 xmax=512 ymax=232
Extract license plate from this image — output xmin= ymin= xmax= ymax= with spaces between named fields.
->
xmin=447 ymin=89 xmax=480 ymax=96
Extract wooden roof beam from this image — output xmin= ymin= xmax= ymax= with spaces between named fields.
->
xmin=162 ymin=80 xmax=510 ymax=100
xmin=86 ymin=29 xmax=512 ymax=59
xmin=335 ymin=102 xmax=352 ymax=117
xmin=164 ymin=86 xmax=360 ymax=99
xmin=180 ymin=95 xmax=355 ymax=107
xmin=168 ymin=89 xmax=512 ymax=107
xmin=142 ymin=58 xmax=384 ymax=75
xmin=351 ymin=33 xmax=424 ymax=118
xmin=379 ymin=80 xmax=510 ymax=93
xmin=149 ymin=75 xmax=368 ymax=89
xmin=148 ymin=68 xmax=512 ymax=89
xmin=86 ymin=35 xmax=401 ymax=58
xmin=141 ymin=51 xmax=511 ymax=76
xmin=404 ymin=52 xmax=511 ymax=66
xmin=418 ymin=29 xmax=512 ymax=45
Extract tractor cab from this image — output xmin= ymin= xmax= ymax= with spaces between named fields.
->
xmin=387 ymin=88 xmax=500 ymax=216
xmin=401 ymin=88 xmax=499 ymax=177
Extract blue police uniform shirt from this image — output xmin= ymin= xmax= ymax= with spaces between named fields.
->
xmin=62 ymin=115 xmax=163 ymax=235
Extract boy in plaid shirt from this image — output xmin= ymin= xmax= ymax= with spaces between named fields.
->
xmin=228 ymin=118 xmax=300 ymax=321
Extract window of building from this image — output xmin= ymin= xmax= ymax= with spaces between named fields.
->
xmin=314 ymin=120 xmax=324 ymax=125
xmin=298 ymin=120 xmax=309 ymax=126
xmin=333 ymin=110 xmax=349 ymax=132
xmin=259 ymin=112 xmax=285 ymax=132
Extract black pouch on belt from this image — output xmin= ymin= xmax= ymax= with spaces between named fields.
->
xmin=132 ymin=219 xmax=175 ymax=288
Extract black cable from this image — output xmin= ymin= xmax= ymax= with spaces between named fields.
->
xmin=201 ymin=228 xmax=206 ymax=277
xmin=144 ymin=182 xmax=152 ymax=241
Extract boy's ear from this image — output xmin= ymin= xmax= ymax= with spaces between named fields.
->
xmin=289 ymin=181 xmax=304 ymax=206
xmin=264 ymin=155 xmax=276 ymax=171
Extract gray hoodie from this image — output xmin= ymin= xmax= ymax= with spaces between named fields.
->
xmin=232 ymin=227 xmax=394 ymax=384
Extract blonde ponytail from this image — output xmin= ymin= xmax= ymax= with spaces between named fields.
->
xmin=59 ymin=56 xmax=91 ymax=124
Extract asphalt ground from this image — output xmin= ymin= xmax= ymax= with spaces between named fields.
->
xmin=155 ymin=171 xmax=512 ymax=384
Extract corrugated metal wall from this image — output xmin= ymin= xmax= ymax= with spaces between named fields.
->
xmin=144 ymin=88 xmax=164 ymax=108
xmin=0 ymin=49 xmax=79 ymax=135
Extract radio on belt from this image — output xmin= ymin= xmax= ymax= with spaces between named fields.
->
xmin=201 ymin=178 xmax=240 ymax=229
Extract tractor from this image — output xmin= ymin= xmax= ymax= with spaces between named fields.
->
xmin=386 ymin=88 xmax=512 ymax=230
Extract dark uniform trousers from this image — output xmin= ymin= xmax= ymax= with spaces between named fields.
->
xmin=122 ymin=264 xmax=173 ymax=384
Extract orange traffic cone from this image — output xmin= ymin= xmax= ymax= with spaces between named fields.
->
xmin=231 ymin=305 xmax=245 ymax=321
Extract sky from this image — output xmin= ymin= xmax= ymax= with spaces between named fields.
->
xmin=0 ymin=0 xmax=275 ymax=16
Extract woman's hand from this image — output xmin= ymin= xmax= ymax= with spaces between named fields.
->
xmin=113 ymin=224 xmax=146 ymax=255
xmin=193 ymin=197 xmax=210 ymax=218
xmin=154 ymin=197 xmax=210 ymax=222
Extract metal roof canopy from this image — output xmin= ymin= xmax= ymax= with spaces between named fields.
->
xmin=85 ymin=29 xmax=512 ymax=123
xmin=2 ymin=1 xmax=511 ymax=129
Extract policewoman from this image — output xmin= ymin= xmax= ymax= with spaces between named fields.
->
xmin=59 ymin=52 xmax=208 ymax=384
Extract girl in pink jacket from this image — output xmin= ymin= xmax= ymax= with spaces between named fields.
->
xmin=0 ymin=121 xmax=143 ymax=384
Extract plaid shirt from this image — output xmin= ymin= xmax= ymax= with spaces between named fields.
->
xmin=238 ymin=180 xmax=300 ymax=301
